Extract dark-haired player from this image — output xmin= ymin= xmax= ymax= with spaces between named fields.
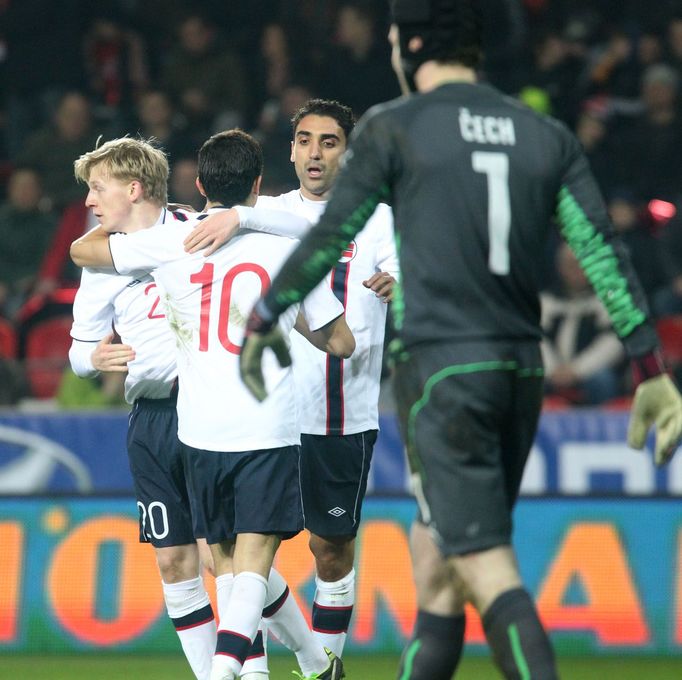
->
xmin=70 ymin=130 xmax=351 ymax=680
xmin=184 ymin=99 xmax=398 ymax=660
xmin=238 ymin=1 xmax=682 ymax=679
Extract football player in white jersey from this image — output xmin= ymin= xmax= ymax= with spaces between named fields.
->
xmin=183 ymin=100 xmax=399 ymax=659
xmin=70 ymin=131 xmax=351 ymax=680
xmin=68 ymin=138 xmax=219 ymax=680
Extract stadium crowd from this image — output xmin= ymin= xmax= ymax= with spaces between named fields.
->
xmin=3 ymin=0 xmax=682 ymax=405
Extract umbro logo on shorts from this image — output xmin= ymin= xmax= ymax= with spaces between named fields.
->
xmin=328 ymin=507 xmax=346 ymax=517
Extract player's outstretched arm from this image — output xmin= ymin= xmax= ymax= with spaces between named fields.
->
xmin=183 ymin=206 xmax=312 ymax=256
xmin=183 ymin=208 xmax=241 ymax=255
xmin=70 ymin=226 xmax=115 ymax=268
xmin=294 ymin=312 xmax=355 ymax=358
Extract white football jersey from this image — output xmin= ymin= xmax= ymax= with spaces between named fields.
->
xmin=69 ymin=208 xmax=181 ymax=403
xmin=109 ymin=208 xmax=345 ymax=452
xmin=256 ymin=190 xmax=398 ymax=435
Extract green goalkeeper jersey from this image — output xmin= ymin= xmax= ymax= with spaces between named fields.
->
xmin=262 ymin=81 xmax=657 ymax=360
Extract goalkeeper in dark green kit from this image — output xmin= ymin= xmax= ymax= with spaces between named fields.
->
xmin=239 ymin=1 xmax=682 ymax=678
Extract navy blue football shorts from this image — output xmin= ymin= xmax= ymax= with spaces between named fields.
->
xmin=393 ymin=340 xmax=544 ymax=557
xmin=300 ymin=430 xmax=377 ymax=538
xmin=181 ymin=443 xmax=303 ymax=545
xmin=127 ymin=395 xmax=197 ymax=548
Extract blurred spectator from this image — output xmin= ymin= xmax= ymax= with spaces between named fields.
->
xmin=34 ymin=202 xmax=93 ymax=297
xmin=253 ymin=83 xmax=314 ymax=195
xmin=16 ymin=92 xmax=98 ymax=210
xmin=652 ymin=205 xmax=682 ymax=316
xmin=2 ymin=0 xmax=87 ymax=158
xmin=611 ymin=63 xmax=682 ymax=202
xmin=160 ymin=13 xmax=249 ymax=133
xmin=541 ymin=243 xmax=625 ymax=405
xmin=133 ymin=90 xmax=201 ymax=162
xmin=169 ymin=157 xmax=204 ymax=212
xmin=607 ymin=191 xmax=668 ymax=309
xmin=664 ymin=14 xmax=682 ymax=74
xmin=639 ymin=30 xmax=665 ymax=72
xmin=318 ymin=3 xmax=400 ymax=117
xmin=586 ymin=28 xmax=640 ymax=99
xmin=575 ymin=98 xmax=618 ymax=195
xmin=247 ymin=22 xmax=304 ymax=126
xmin=525 ymin=30 xmax=586 ymax=126
xmin=0 ymin=167 xmax=57 ymax=318
xmin=83 ymin=11 xmax=150 ymax=124
xmin=57 ymin=368 xmax=126 ymax=409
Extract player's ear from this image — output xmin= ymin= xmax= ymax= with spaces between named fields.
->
xmin=290 ymin=141 xmax=295 ymax=163
xmin=252 ymin=175 xmax=263 ymax=197
xmin=129 ymin=180 xmax=144 ymax=202
xmin=195 ymin=177 xmax=207 ymax=197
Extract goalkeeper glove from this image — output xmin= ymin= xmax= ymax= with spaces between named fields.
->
xmin=239 ymin=300 xmax=291 ymax=402
xmin=628 ymin=351 xmax=682 ymax=465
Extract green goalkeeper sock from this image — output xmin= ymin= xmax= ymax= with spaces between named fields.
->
xmin=482 ymin=587 xmax=557 ymax=680
xmin=397 ymin=610 xmax=465 ymax=680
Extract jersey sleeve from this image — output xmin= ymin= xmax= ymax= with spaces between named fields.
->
xmin=68 ymin=339 xmax=98 ymax=378
xmin=70 ymin=268 xmax=115 ymax=342
xmin=235 ymin=205 xmax=312 ymax=239
xmin=109 ymin=223 xmax=188 ymax=275
xmin=262 ymin=107 xmax=396 ymax=317
xmin=300 ymin=277 xmax=345 ymax=332
xmin=554 ymin=130 xmax=658 ymax=357
xmin=69 ymin=268 xmax=115 ymax=377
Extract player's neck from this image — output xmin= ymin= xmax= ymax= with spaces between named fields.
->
xmin=415 ymin=62 xmax=477 ymax=92
xmin=204 ymin=194 xmax=257 ymax=210
xmin=124 ymin=203 xmax=165 ymax=233
xmin=298 ymin=187 xmax=328 ymax=204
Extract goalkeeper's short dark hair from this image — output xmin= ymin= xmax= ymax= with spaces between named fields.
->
xmin=391 ymin=0 xmax=482 ymax=71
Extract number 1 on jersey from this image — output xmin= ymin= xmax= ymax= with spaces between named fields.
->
xmin=472 ymin=151 xmax=511 ymax=275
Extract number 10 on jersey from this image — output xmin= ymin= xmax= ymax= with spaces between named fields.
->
xmin=189 ymin=262 xmax=271 ymax=354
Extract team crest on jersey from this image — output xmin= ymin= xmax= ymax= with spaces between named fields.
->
xmin=338 ymin=240 xmax=357 ymax=263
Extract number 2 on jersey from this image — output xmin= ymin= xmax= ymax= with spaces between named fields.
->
xmin=190 ymin=262 xmax=271 ymax=354
xmin=472 ymin=151 xmax=511 ymax=275
xmin=144 ymin=283 xmax=165 ymax=319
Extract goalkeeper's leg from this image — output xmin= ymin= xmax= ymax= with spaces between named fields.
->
xmin=397 ymin=522 xmax=466 ymax=680
xmin=452 ymin=546 xmax=558 ymax=680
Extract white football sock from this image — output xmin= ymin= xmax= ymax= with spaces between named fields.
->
xmin=312 ymin=569 xmax=355 ymax=657
xmin=262 ymin=568 xmax=328 ymax=675
xmin=163 ymin=577 xmax=216 ymax=680
xmin=214 ymin=572 xmax=268 ymax=677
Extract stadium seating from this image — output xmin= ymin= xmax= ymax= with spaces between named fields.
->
xmin=24 ymin=315 xmax=74 ymax=399
xmin=0 ymin=317 xmax=18 ymax=358
xmin=656 ymin=315 xmax=682 ymax=367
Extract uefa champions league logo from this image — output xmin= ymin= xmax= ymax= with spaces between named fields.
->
xmin=0 ymin=425 xmax=93 ymax=493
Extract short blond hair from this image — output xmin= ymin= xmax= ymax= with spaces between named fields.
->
xmin=74 ymin=137 xmax=169 ymax=205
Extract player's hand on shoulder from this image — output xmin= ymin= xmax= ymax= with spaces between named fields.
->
xmin=91 ymin=332 xmax=135 ymax=373
xmin=183 ymin=207 xmax=241 ymax=256
xmin=363 ymin=271 xmax=396 ymax=302
xmin=628 ymin=373 xmax=682 ymax=465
